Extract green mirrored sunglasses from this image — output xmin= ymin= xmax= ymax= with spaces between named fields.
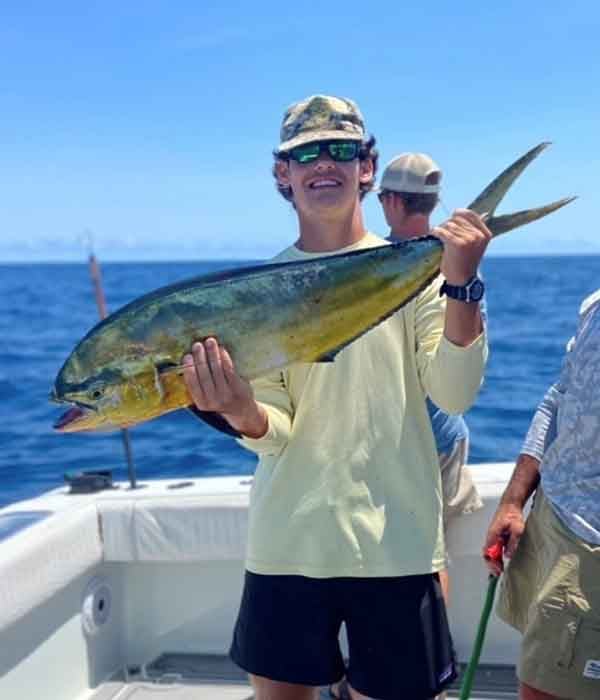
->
xmin=286 ymin=140 xmax=360 ymax=164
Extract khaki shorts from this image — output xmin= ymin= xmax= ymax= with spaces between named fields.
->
xmin=496 ymin=489 xmax=600 ymax=700
xmin=439 ymin=437 xmax=483 ymax=530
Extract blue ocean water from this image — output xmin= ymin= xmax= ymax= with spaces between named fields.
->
xmin=1 ymin=257 xmax=598 ymax=508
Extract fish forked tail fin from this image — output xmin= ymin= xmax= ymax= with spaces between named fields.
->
xmin=486 ymin=197 xmax=577 ymax=237
xmin=467 ymin=142 xmax=577 ymax=238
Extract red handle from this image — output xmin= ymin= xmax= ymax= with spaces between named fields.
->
xmin=484 ymin=540 xmax=504 ymax=570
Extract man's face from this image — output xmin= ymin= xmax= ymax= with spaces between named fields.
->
xmin=378 ymin=191 xmax=408 ymax=232
xmin=276 ymin=140 xmax=373 ymax=216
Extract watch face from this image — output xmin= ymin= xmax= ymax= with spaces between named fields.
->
xmin=468 ymin=278 xmax=485 ymax=302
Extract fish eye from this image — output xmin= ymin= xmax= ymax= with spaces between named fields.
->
xmin=89 ymin=387 xmax=104 ymax=400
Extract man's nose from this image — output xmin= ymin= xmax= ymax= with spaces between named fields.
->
xmin=313 ymin=154 xmax=335 ymax=170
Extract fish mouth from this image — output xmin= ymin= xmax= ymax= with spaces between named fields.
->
xmin=54 ymin=405 xmax=92 ymax=431
xmin=53 ymin=397 xmax=98 ymax=432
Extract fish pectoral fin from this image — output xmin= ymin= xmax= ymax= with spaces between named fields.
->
xmin=187 ymin=407 xmax=242 ymax=438
xmin=156 ymin=360 xmax=182 ymax=375
xmin=486 ymin=196 xmax=577 ymax=237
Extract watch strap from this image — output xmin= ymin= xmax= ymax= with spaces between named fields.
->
xmin=440 ymin=275 xmax=484 ymax=303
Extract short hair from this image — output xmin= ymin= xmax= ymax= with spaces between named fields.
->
xmin=395 ymin=172 xmax=440 ymax=215
xmin=272 ymin=135 xmax=379 ymax=203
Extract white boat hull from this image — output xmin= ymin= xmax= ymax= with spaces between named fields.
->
xmin=0 ymin=463 xmax=520 ymax=699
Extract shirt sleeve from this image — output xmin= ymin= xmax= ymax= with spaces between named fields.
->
xmin=519 ymin=291 xmax=597 ymax=459
xmin=236 ymin=370 xmax=293 ymax=457
xmin=415 ymin=275 xmax=488 ymax=415
xmin=520 ymin=383 xmax=562 ymax=460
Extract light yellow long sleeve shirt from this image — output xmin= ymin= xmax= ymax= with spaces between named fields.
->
xmin=239 ymin=232 xmax=487 ymax=578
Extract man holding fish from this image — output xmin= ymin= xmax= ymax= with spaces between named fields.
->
xmin=51 ymin=89 xmax=573 ymax=697
xmin=183 ymin=94 xmax=490 ymax=700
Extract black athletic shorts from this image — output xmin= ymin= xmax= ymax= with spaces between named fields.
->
xmin=229 ymin=571 xmax=457 ymax=700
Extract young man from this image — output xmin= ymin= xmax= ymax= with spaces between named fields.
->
xmin=377 ymin=153 xmax=484 ymax=604
xmin=183 ymin=95 xmax=491 ymax=700
xmin=484 ymin=289 xmax=600 ymax=700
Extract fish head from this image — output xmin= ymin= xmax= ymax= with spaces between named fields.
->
xmin=51 ymin=360 xmax=169 ymax=433
xmin=52 ymin=366 xmax=130 ymax=432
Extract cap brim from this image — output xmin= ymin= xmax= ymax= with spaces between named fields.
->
xmin=277 ymin=130 xmax=363 ymax=154
xmin=376 ymin=184 xmax=441 ymax=195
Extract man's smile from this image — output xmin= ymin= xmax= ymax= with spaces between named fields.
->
xmin=307 ymin=177 xmax=342 ymax=189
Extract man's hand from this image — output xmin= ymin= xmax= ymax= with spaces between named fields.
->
xmin=432 ymin=208 xmax=492 ymax=285
xmin=482 ymin=453 xmax=540 ymax=575
xmin=432 ymin=208 xmax=491 ymax=346
xmin=182 ymin=338 xmax=268 ymax=439
xmin=483 ymin=503 xmax=526 ymax=576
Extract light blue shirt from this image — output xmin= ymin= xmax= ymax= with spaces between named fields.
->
xmin=522 ymin=289 xmax=600 ymax=544
xmin=427 ymin=398 xmax=468 ymax=456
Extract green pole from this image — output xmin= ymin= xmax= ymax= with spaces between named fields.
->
xmin=459 ymin=574 xmax=499 ymax=699
xmin=459 ymin=536 xmax=505 ymax=700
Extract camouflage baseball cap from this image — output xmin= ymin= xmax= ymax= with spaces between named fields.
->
xmin=276 ymin=94 xmax=366 ymax=154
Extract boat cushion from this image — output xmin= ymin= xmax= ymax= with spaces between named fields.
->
xmin=0 ymin=504 xmax=103 ymax=630
xmin=98 ymin=493 xmax=249 ymax=562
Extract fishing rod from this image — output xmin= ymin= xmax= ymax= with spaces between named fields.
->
xmin=458 ymin=539 xmax=505 ymax=700
xmin=84 ymin=231 xmax=138 ymax=490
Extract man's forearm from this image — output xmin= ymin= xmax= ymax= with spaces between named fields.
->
xmin=500 ymin=453 xmax=541 ymax=509
xmin=443 ymin=299 xmax=484 ymax=347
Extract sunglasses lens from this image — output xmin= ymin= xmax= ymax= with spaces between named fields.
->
xmin=290 ymin=143 xmax=321 ymax=164
xmin=328 ymin=142 xmax=359 ymax=161
xmin=288 ymin=141 xmax=360 ymax=163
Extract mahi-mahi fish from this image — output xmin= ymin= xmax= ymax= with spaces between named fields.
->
xmin=51 ymin=143 xmax=575 ymax=434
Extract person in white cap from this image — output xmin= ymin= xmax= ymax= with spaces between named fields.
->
xmin=377 ymin=153 xmax=484 ymax=607
xmin=183 ymin=97 xmax=490 ymax=700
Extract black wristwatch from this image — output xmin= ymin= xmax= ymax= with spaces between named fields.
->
xmin=440 ymin=275 xmax=485 ymax=303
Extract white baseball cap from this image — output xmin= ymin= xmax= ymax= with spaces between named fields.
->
xmin=378 ymin=152 xmax=442 ymax=194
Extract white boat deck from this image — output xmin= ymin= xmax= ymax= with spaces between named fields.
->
xmin=84 ymin=654 xmax=518 ymax=699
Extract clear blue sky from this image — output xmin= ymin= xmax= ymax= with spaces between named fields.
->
xmin=1 ymin=1 xmax=598 ymax=261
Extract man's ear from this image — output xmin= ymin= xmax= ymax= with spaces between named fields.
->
xmin=359 ymin=157 xmax=374 ymax=184
xmin=275 ymin=159 xmax=291 ymax=187
xmin=395 ymin=195 xmax=409 ymax=217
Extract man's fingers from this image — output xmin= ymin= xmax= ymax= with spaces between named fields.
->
xmin=444 ymin=220 xmax=479 ymax=244
xmin=437 ymin=209 xmax=492 ymax=239
xmin=431 ymin=225 xmax=457 ymax=243
xmin=204 ymin=337 xmax=228 ymax=396
xmin=454 ymin=207 xmax=488 ymax=226
xmin=191 ymin=341 xmax=211 ymax=381
xmin=222 ymin=347 xmax=254 ymax=405
xmin=482 ymin=518 xmax=509 ymax=574
xmin=445 ymin=216 xmax=489 ymax=241
xmin=191 ymin=341 xmax=217 ymax=403
xmin=221 ymin=347 xmax=240 ymax=385
xmin=183 ymin=352 xmax=208 ymax=407
xmin=452 ymin=208 xmax=493 ymax=237
xmin=505 ymin=531 xmax=521 ymax=559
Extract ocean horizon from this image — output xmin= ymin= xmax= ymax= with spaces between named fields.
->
xmin=3 ymin=250 xmax=600 ymax=265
